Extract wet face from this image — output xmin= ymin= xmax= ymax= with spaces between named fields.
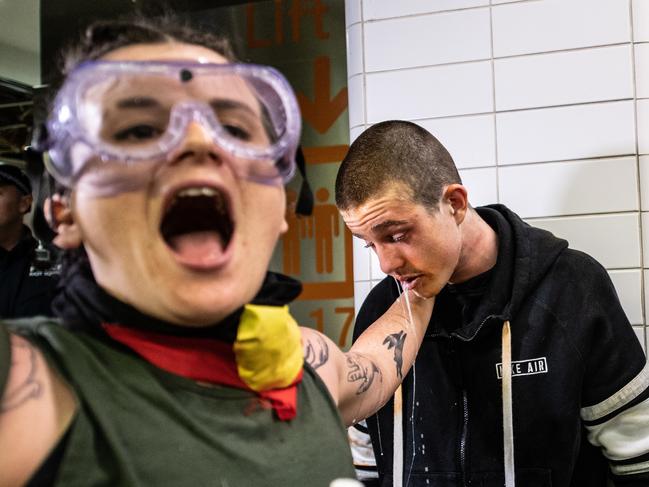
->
xmin=340 ymin=182 xmax=464 ymax=298
xmin=70 ymin=43 xmax=288 ymax=325
xmin=0 ymin=184 xmax=30 ymax=229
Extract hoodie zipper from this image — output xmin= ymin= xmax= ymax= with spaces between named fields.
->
xmin=460 ymin=389 xmax=469 ymax=487
xmin=453 ymin=316 xmax=493 ymax=487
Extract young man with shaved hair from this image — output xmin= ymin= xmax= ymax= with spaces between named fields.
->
xmin=336 ymin=120 xmax=649 ymax=487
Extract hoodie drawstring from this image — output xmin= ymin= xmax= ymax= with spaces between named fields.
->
xmin=502 ymin=320 xmax=515 ymax=487
xmin=393 ymin=384 xmax=403 ymax=487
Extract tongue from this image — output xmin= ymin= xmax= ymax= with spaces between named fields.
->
xmin=169 ymin=231 xmax=227 ymax=268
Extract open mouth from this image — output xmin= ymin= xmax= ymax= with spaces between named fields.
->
xmin=399 ymin=275 xmax=421 ymax=290
xmin=160 ymin=185 xmax=234 ymax=269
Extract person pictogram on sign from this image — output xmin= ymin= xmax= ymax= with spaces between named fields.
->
xmin=281 ymin=189 xmax=312 ymax=276
xmin=312 ymin=187 xmax=339 ymax=274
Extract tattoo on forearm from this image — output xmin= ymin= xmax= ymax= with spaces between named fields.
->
xmin=346 ymin=353 xmax=382 ymax=394
xmin=382 ymin=330 xmax=407 ymax=379
xmin=1 ymin=338 xmax=42 ymax=413
xmin=304 ymin=334 xmax=329 ymax=370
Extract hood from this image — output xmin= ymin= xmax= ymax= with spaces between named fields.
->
xmin=450 ymin=204 xmax=568 ymax=340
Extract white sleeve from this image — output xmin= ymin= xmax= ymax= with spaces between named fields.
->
xmin=348 ymin=420 xmax=379 ymax=481
xmin=582 ymin=360 xmax=649 ymax=477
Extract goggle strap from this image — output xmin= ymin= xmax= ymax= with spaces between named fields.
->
xmin=294 ymin=146 xmax=313 ymax=216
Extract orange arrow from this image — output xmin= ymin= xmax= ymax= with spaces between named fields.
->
xmin=297 ymin=56 xmax=348 ymax=134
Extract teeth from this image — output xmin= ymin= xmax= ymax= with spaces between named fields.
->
xmin=178 ymin=187 xmax=218 ymax=198
xmin=166 ymin=186 xmax=226 ymax=215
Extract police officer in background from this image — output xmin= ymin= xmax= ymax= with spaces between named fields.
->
xmin=0 ymin=164 xmax=59 ymax=318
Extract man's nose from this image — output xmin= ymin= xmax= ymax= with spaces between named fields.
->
xmin=375 ymin=245 xmax=404 ymax=276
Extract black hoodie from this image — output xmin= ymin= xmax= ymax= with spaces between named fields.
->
xmin=353 ymin=205 xmax=649 ymax=487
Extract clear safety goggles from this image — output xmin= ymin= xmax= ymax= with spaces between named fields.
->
xmin=42 ymin=60 xmax=301 ymax=191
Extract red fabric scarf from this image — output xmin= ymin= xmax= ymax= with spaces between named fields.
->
xmin=102 ymin=323 xmax=302 ymax=420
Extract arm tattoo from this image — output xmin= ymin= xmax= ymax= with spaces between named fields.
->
xmin=346 ymin=353 xmax=382 ymax=394
xmin=304 ymin=334 xmax=329 ymax=370
xmin=383 ymin=330 xmax=407 ymax=379
xmin=1 ymin=337 xmax=43 ymax=413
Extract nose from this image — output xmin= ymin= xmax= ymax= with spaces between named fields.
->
xmin=168 ymin=120 xmax=224 ymax=166
xmin=375 ymin=244 xmax=405 ymax=276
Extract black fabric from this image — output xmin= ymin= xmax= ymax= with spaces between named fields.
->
xmin=353 ymin=204 xmax=647 ymax=487
xmin=0 ymin=226 xmax=59 ymax=319
xmin=51 ymin=256 xmax=301 ymax=343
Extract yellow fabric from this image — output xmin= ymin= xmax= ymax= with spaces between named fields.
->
xmin=234 ymin=304 xmax=303 ymax=391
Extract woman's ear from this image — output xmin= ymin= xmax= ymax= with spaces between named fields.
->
xmin=44 ymin=194 xmax=82 ymax=249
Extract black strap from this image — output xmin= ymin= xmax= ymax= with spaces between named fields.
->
xmin=23 ymin=146 xmax=56 ymax=245
xmin=294 ymin=146 xmax=313 ymax=216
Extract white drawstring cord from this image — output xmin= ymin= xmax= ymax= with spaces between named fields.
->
xmin=502 ymin=320 xmax=515 ymax=487
xmin=391 ymin=278 xmax=407 ymax=487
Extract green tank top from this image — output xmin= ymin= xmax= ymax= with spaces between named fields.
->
xmin=3 ymin=318 xmax=357 ymax=486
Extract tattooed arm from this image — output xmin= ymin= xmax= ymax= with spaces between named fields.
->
xmin=0 ymin=331 xmax=76 ymax=487
xmin=301 ymin=290 xmax=433 ymax=426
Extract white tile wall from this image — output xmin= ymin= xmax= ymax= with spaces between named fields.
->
xmin=345 ymin=0 xmax=649 ymax=331
xmin=633 ymin=325 xmax=646 ymax=353
xmin=365 ymin=61 xmax=493 ymax=122
xmin=494 ymin=45 xmax=634 ymax=111
xmin=364 ymin=8 xmax=491 ymax=72
xmin=370 ymin=249 xmax=386 ymax=280
xmin=492 ymin=0 xmax=630 ymax=57
xmin=349 ymin=124 xmax=366 ymax=142
xmin=499 ymin=157 xmax=639 ymax=218
xmin=354 ymin=280 xmax=371 ymax=317
xmin=639 ymin=99 xmax=649 ymax=155
xmin=352 ymin=238 xmax=371 ymax=281
xmin=347 ymin=74 xmax=365 ymax=127
xmin=419 ymin=114 xmax=496 ymax=169
xmin=609 ymin=269 xmax=644 ymax=325
xmin=345 ymin=0 xmax=362 ymax=26
xmin=636 ymin=43 xmax=649 ymax=99
xmin=634 ymin=0 xmax=649 ymax=42
xmin=640 ymin=156 xmax=649 ymax=210
xmin=458 ymin=167 xmax=498 ymax=207
xmin=527 ymin=213 xmax=641 ymax=269
xmin=496 ymin=101 xmax=636 ymax=165
xmin=642 ymin=213 xmax=649 ymax=267
xmin=346 ymin=23 xmax=364 ymax=77
xmin=362 ymin=0 xmax=489 ymax=20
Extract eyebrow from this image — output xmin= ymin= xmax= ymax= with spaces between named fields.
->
xmin=371 ymin=219 xmax=409 ymax=232
xmin=116 ymin=97 xmax=162 ymax=109
xmin=352 ymin=219 xmax=410 ymax=239
xmin=210 ymin=98 xmax=257 ymax=116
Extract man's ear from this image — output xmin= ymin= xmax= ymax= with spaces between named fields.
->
xmin=443 ymin=184 xmax=469 ymax=224
xmin=44 ymin=194 xmax=82 ymax=249
xmin=19 ymin=194 xmax=33 ymax=215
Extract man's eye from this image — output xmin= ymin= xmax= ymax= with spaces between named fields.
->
xmin=391 ymin=233 xmax=406 ymax=243
xmin=223 ymin=124 xmax=251 ymax=141
xmin=113 ymin=124 xmax=162 ymax=142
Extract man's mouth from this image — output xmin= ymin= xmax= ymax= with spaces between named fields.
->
xmin=398 ymin=275 xmax=421 ymax=290
xmin=160 ymin=185 xmax=234 ymax=270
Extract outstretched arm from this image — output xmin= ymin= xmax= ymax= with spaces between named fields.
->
xmin=0 ymin=328 xmax=76 ymax=487
xmin=302 ymin=290 xmax=433 ymax=426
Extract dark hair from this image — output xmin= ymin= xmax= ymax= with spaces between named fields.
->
xmin=62 ymin=15 xmax=236 ymax=76
xmin=335 ymin=120 xmax=461 ymax=211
